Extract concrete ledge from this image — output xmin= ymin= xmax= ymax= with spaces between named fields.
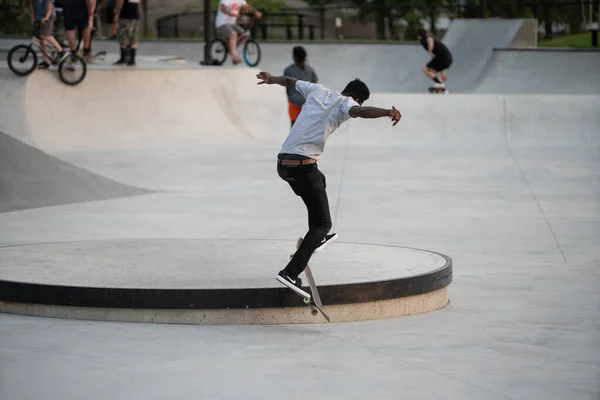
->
xmin=0 ymin=287 xmax=449 ymax=325
xmin=0 ymin=239 xmax=453 ymax=324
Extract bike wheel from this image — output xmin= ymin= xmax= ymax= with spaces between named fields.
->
xmin=7 ymin=44 xmax=37 ymax=76
xmin=58 ymin=53 xmax=87 ymax=86
xmin=207 ymin=38 xmax=228 ymax=66
xmin=243 ymin=39 xmax=261 ymax=67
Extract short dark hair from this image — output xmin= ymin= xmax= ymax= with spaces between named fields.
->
xmin=417 ymin=28 xmax=427 ymax=38
xmin=341 ymin=79 xmax=370 ymax=103
xmin=293 ymin=46 xmax=307 ymax=63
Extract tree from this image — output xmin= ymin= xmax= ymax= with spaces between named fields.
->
xmin=0 ymin=0 xmax=30 ymax=36
xmin=421 ymin=0 xmax=444 ymax=35
xmin=305 ymin=0 xmax=341 ymax=39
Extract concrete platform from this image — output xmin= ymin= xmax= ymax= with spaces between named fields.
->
xmin=0 ymin=239 xmax=452 ymax=324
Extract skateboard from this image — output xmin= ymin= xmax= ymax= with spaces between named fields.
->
xmin=159 ymin=56 xmax=186 ymax=63
xmin=289 ymin=237 xmax=330 ymax=322
xmin=74 ymin=49 xmax=106 ymax=62
xmin=428 ymin=86 xmax=449 ymax=94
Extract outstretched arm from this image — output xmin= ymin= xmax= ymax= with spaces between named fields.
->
xmin=256 ymin=71 xmax=296 ymax=88
xmin=349 ymin=105 xmax=402 ymax=126
xmin=427 ymin=37 xmax=435 ymax=58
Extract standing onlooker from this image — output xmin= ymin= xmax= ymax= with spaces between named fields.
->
xmin=99 ymin=0 xmax=117 ymax=39
xmin=113 ymin=0 xmax=141 ymax=66
xmin=283 ymin=46 xmax=318 ymax=127
xmin=61 ymin=0 xmax=94 ymax=59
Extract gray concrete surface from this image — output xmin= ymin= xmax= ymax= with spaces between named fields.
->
xmin=0 ymin=132 xmax=151 ymax=212
xmin=0 ymin=239 xmax=446 ymax=288
xmin=1 ymin=17 xmax=600 ymax=400
xmin=476 ymin=49 xmax=600 ymax=94
xmin=438 ymin=19 xmax=526 ymax=92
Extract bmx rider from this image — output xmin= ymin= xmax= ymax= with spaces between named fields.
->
xmin=215 ymin=0 xmax=262 ymax=65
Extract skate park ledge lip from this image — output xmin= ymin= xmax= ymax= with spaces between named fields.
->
xmin=0 ymin=240 xmax=452 ymax=311
xmin=492 ymin=47 xmax=600 ymax=52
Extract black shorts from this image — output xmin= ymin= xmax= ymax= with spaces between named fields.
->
xmin=101 ymin=6 xmax=115 ymax=24
xmin=426 ymin=55 xmax=452 ymax=72
xmin=63 ymin=3 xmax=89 ymax=31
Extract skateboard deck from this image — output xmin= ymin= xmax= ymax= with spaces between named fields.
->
xmin=89 ymin=50 xmax=107 ymax=61
xmin=79 ymin=50 xmax=106 ymax=63
xmin=428 ymin=86 xmax=448 ymax=94
xmin=289 ymin=237 xmax=330 ymax=322
xmin=159 ymin=56 xmax=186 ymax=63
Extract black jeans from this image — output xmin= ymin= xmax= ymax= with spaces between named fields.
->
xmin=277 ymin=159 xmax=332 ymax=277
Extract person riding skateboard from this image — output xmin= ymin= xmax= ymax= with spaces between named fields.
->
xmin=256 ymin=71 xmax=402 ymax=298
xmin=418 ymin=28 xmax=453 ymax=90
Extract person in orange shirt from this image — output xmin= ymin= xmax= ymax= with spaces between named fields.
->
xmin=283 ymin=46 xmax=318 ymax=128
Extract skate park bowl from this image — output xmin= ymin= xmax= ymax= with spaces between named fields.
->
xmin=0 ymin=67 xmax=454 ymax=325
xmin=0 ymin=17 xmax=599 ymax=325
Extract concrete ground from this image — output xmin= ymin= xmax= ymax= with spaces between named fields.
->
xmin=1 ymin=20 xmax=599 ymax=400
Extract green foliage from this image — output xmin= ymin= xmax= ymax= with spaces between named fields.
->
xmin=0 ymin=0 xmax=32 ymax=36
xmin=403 ymin=8 xmax=423 ymax=40
xmin=539 ymin=31 xmax=596 ymax=48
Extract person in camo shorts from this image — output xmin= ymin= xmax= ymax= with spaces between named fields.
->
xmin=29 ymin=0 xmax=68 ymax=68
xmin=113 ymin=0 xmax=140 ymax=66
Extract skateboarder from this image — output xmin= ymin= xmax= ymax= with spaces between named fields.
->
xmin=283 ymin=46 xmax=318 ymax=128
xmin=418 ymin=28 xmax=453 ymax=90
xmin=256 ymin=71 xmax=402 ymax=297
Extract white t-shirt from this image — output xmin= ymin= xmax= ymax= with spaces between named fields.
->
xmin=215 ymin=0 xmax=247 ymax=28
xmin=280 ymin=81 xmax=359 ymax=160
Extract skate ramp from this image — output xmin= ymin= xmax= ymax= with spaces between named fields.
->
xmin=2 ymin=67 xmax=599 ymax=154
xmin=0 ymin=68 xmax=290 ymax=153
xmin=258 ymin=19 xmax=535 ymax=94
xmin=343 ymin=93 xmax=600 ymax=148
xmin=0 ymin=64 xmax=599 ymax=324
xmin=439 ymin=19 xmax=529 ymax=92
xmin=0 ymin=132 xmax=152 ymax=213
xmin=259 ymin=43 xmax=426 ymax=93
xmin=476 ymin=49 xmax=600 ymax=94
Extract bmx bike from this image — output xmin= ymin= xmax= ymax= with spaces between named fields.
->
xmin=7 ymin=22 xmax=87 ymax=86
xmin=206 ymin=22 xmax=262 ymax=67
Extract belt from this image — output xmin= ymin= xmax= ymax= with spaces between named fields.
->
xmin=277 ymin=158 xmax=317 ymax=166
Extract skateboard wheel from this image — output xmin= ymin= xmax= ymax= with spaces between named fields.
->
xmin=311 ymin=309 xmax=318 ymax=316
xmin=303 ymin=297 xmax=310 ymax=304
